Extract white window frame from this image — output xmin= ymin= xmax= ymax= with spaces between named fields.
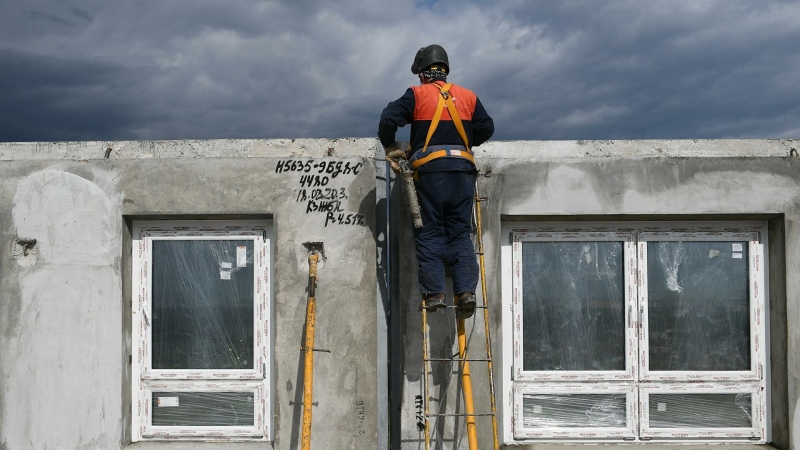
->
xmin=502 ymin=222 xmax=769 ymax=445
xmin=512 ymin=383 xmax=637 ymax=440
xmin=638 ymin=230 xmax=766 ymax=382
xmin=510 ymin=229 xmax=638 ymax=382
xmin=132 ymin=220 xmax=273 ymax=441
xmin=640 ymin=382 xmax=764 ymax=440
xmin=143 ymin=381 xmax=267 ymax=439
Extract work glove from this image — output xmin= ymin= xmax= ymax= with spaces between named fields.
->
xmin=384 ymin=143 xmax=405 ymax=174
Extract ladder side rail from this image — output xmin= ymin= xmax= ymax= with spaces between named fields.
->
xmin=475 ymin=179 xmax=500 ymax=450
xmin=421 ymin=298 xmax=431 ymax=450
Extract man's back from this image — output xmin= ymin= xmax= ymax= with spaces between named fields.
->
xmin=377 ymin=44 xmax=493 ymax=318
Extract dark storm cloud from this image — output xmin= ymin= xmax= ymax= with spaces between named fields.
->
xmin=0 ymin=0 xmax=798 ymax=142
xmin=0 ymin=49 xmax=163 ymax=141
xmin=29 ymin=11 xmax=75 ymax=27
xmin=453 ymin=0 xmax=800 ymax=139
xmin=69 ymin=7 xmax=94 ymax=23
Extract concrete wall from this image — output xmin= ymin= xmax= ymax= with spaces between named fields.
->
xmin=1 ymin=138 xmax=799 ymax=450
xmin=0 ymin=139 xmax=381 ymax=450
xmin=387 ymin=139 xmax=799 ymax=450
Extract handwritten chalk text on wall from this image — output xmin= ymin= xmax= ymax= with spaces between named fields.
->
xmin=275 ymin=158 xmax=366 ymax=227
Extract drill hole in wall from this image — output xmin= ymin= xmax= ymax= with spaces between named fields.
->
xmin=12 ymin=238 xmax=39 ymax=267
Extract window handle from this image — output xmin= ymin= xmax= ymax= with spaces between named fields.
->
xmin=628 ymin=305 xmax=633 ymax=328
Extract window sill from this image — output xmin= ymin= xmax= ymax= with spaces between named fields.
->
xmin=503 ymin=444 xmax=774 ymax=449
xmin=127 ymin=442 xmax=271 ymax=449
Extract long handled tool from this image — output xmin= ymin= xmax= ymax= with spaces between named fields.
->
xmin=456 ymin=317 xmax=478 ymax=449
xmin=301 ymin=244 xmax=324 ymax=450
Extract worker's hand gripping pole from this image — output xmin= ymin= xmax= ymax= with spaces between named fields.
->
xmin=400 ymin=159 xmax=424 ymax=228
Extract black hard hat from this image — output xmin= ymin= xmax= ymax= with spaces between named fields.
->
xmin=411 ymin=45 xmax=449 ymax=75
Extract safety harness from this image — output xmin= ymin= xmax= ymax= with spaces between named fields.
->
xmin=409 ymin=82 xmax=475 ymax=173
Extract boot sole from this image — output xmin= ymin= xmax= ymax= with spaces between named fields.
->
xmin=421 ymin=299 xmax=447 ymax=311
xmin=455 ymin=300 xmax=476 ymax=319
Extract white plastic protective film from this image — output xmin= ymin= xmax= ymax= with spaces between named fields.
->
xmin=152 ymin=391 xmax=255 ymax=426
xmin=646 ymin=241 xmax=751 ymax=371
xmin=521 ymin=394 xmax=627 ymax=428
xmin=648 ymin=393 xmax=752 ymax=428
xmin=151 ymin=240 xmax=255 ymax=370
xmin=521 ymin=241 xmax=625 ymax=371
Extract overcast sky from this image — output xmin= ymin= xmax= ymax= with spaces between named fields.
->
xmin=1 ymin=0 xmax=799 ymax=142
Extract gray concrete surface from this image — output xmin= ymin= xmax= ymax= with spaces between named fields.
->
xmin=386 ymin=139 xmax=799 ymax=449
xmin=1 ymin=138 xmax=798 ymax=449
xmin=0 ymin=139 xmax=379 ymax=449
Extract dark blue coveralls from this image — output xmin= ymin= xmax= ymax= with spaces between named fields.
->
xmin=378 ymin=78 xmax=494 ymax=296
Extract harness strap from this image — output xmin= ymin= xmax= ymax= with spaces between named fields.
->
xmin=421 ymin=84 xmax=448 ymax=153
xmin=414 ymin=82 xmax=473 ymax=172
xmin=440 ymin=86 xmax=471 ymax=152
xmin=411 ymin=148 xmax=476 ymax=169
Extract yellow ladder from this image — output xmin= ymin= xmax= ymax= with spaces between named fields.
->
xmin=419 ymin=179 xmax=499 ymax=450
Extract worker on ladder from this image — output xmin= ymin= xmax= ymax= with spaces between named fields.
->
xmin=378 ymin=44 xmax=494 ymax=318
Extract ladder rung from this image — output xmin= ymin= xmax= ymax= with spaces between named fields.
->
xmin=425 ymin=358 xmax=492 ymax=362
xmin=427 ymin=412 xmax=495 ymax=417
xmin=474 ymin=251 xmax=484 ymax=255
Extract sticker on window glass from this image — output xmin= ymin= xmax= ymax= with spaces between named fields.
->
xmin=220 ymin=270 xmax=232 ymax=280
xmin=221 ymin=262 xmax=232 ymax=269
xmin=532 ymin=404 xmax=542 ymax=414
xmin=708 ymin=249 xmax=720 ymax=258
xmin=732 ymin=243 xmax=743 ymax=252
xmin=158 ymin=397 xmax=179 ymax=407
xmin=657 ymin=402 xmax=666 ymax=412
xmin=732 ymin=253 xmax=743 ymax=259
xmin=237 ymin=246 xmax=247 ymax=267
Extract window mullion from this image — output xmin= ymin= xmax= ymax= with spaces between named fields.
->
xmin=625 ymin=237 xmax=639 ymax=382
xmin=637 ymin=237 xmax=649 ymax=382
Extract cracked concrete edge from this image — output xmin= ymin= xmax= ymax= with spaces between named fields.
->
xmin=0 ymin=138 xmax=382 ymax=160
xmin=1 ymin=138 xmax=798 ymax=161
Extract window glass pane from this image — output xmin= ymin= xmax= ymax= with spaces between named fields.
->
xmin=522 ymin=242 xmax=625 ymax=371
xmin=647 ymin=241 xmax=750 ymax=371
xmin=522 ymin=394 xmax=627 ymax=428
xmin=152 ymin=392 xmax=255 ymax=426
xmin=648 ymin=393 xmax=752 ymax=428
xmin=152 ymin=240 xmax=255 ymax=370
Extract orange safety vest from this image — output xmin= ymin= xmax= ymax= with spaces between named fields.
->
xmin=408 ymin=82 xmax=476 ymax=171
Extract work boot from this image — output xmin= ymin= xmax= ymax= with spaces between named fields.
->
xmin=422 ymin=293 xmax=446 ymax=311
xmin=455 ymin=292 xmax=477 ymax=319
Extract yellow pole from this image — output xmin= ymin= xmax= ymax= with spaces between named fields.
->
xmin=457 ymin=318 xmax=478 ymax=450
xmin=475 ymin=182 xmax=500 ymax=450
xmin=301 ymin=252 xmax=319 ymax=450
